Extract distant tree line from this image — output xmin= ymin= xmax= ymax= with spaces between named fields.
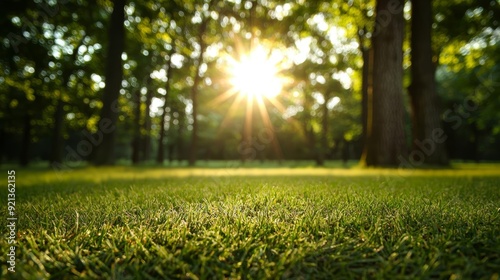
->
xmin=0 ymin=0 xmax=499 ymax=167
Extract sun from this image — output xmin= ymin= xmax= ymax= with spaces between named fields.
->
xmin=208 ymin=43 xmax=292 ymax=161
xmin=228 ymin=46 xmax=283 ymax=99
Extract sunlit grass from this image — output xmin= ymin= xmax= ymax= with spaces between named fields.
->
xmin=16 ymin=162 xmax=500 ymax=186
xmin=1 ymin=165 xmax=499 ymax=279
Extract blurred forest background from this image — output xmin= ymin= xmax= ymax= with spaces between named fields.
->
xmin=0 ymin=0 xmax=499 ymax=168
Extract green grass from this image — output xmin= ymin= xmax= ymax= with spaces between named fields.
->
xmin=1 ymin=165 xmax=500 ymax=279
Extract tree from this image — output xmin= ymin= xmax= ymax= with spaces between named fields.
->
xmin=188 ymin=0 xmax=215 ymax=166
xmin=50 ymin=33 xmax=87 ymax=164
xmin=362 ymin=0 xmax=407 ymax=166
xmin=357 ymin=24 xmax=374 ymax=157
xmin=157 ymin=49 xmax=174 ymax=164
xmin=141 ymin=76 xmax=153 ymax=161
xmin=131 ymin=87 xmax=142 ymax=164
xmin=1 ymin=0 xmax=498 ymax=165
xmin=408 ymin=0 xmax=448 ymax=165
xmin=93 ymin=0 xmax=125 ymax=165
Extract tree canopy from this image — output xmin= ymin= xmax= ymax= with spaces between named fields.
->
xmin=1 ymin=0 xmax=499 ymax=167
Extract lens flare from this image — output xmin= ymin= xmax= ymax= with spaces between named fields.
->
xmin=228 ymin=46 xmax=283 ymax=99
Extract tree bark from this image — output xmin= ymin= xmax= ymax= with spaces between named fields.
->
xmin=363 ymin=0 xmax=407 ymax=166
xmin=409 ymin=0 xmax=449 ymax=165
xmin=93 ymin=0 xmax=125 ymax=165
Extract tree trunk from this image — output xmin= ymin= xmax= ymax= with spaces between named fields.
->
xmin=50 ymin=34 xmax=86 ymax=165
xmin=93 ymin=0 xmax=124 ymax=165
xmin=0 ymin=124 xmax=4 ymax=166
xmin=131 ymin=88 xmax=141 ymax=164
xmin=361 ymin=47 xmax=373 ymax=152
xmin=20 ymin=114 xmax=31 ymax=166
xmin=142 ymin=78 xmax=153 ymax=162
xmin=342 ymin=139 xmax=349 ymax=166
xmin=302 ymin=91 xmax=320 ymax=164
xmin=241 ymin=97 xmax=254 ymax=163
xmin=188 ymin=20 xmax=209 ymax=166
xmin=471 ymin=121 xmax=480 ymax=163
xmin=360 ymin=46 xmax=374 ymax=164
xmin=318 ymin=92 xmax=330 ymax=166
xmin=408 ymin=0 xmax=449 ymax=165
xmin=50 ymin=98 xmax=64 ymax=163
xmin=358 ymin=27 xmax=373 ymax=156
xmin=177 ymin=106 xmax=185 ymax=162
xmin=157 ymin=56 xmax=174 ymax=164
xmin=363 ymin=0 xmax=407 ymax=166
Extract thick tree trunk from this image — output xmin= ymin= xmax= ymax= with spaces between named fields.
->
xmin=364 ymin=0 xmax=407 ymax=166
xmin=131 ymin=88 xmax=141 ymax=164
xmin=409 ymin=0 xmax=449 ymax=165
xmin=93 ymin=0 xmax=124 ymax=165
xmin=157 ymin=57 xmax=173 ymax=164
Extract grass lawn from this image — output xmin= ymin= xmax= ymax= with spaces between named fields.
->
xmin=1 ymin=164 xmax=500 ymax=279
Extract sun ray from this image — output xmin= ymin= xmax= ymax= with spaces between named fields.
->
xmin=265 ymin=97 xmax=287 ymax=114
xmin=244 ymin=93 xmax=254 ymax=145
xmin=207 ymin=87 xmax=239 ymax=108
xmin=215 ymin=41 xmax=293 ymax=161
xmin=255 ymin=95 xmax=283 ymax=160
xmin=217 ymin=93 xmax=246 ymax=134
xmin=255 ymin=96 xmax=272 ymax=128
xmin=227 ymin=45 xmax=285 ymax=99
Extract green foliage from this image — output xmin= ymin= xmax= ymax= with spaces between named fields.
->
xmin=0 ymin=0 xmax=499 ymax=163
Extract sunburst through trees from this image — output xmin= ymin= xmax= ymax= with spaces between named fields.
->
xmin=209 ymin=41 xmax=291 ymax=161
